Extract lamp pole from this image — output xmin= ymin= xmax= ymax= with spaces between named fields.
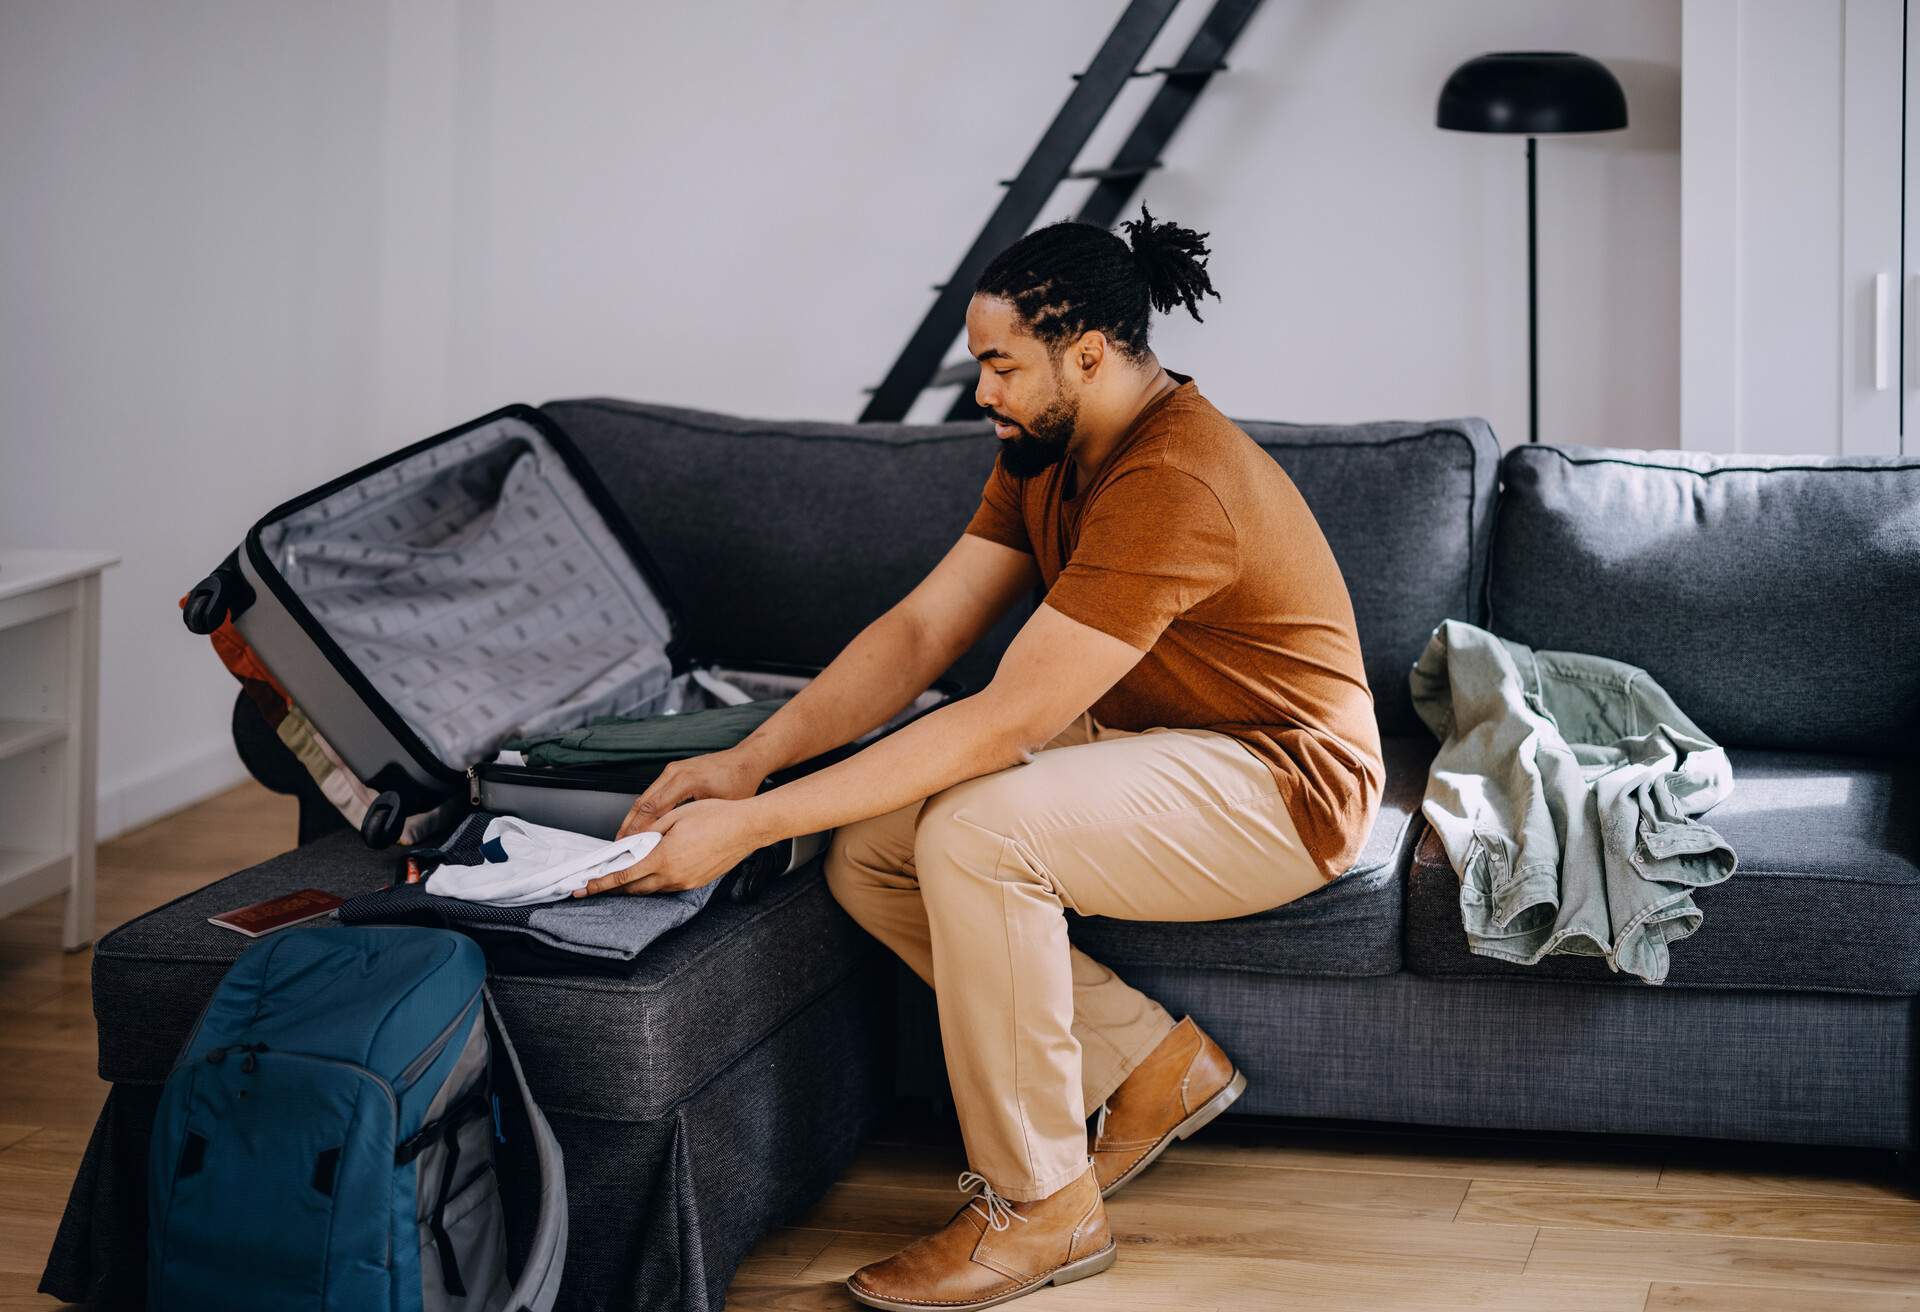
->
xmin=1526 ymin=134 xmax=1538 ymax=444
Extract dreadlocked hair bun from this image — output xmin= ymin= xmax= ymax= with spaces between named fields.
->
xmin=972 ymin=205 xmax=1225 ymax=360
xmin=1121 ymin=203 xmax=1222 ymax=323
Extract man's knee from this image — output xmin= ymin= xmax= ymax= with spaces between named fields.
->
xmin=822 ymin=821 xmax=869 ymax=897
xmin=824 ymin=812 xmax=905 ymax=908
xmin=913 ymin=772 xmax=1027 ymax=887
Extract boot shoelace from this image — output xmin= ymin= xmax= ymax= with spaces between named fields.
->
xmin=1094 ymin=1100 xmax=1111 ymax=1145
xmin=956 ymin=1171 xmax=1028 ymax=1232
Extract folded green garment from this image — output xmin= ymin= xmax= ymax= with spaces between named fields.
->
xmin=502 ymin=699 xmax=785 ymax=768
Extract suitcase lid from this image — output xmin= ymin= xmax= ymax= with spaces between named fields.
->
xmin=239 ymin=403 xmax=698 ymax=790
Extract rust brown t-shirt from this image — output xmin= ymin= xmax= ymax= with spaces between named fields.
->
xmin=963 ymin=371 xmax=1384 ymax=881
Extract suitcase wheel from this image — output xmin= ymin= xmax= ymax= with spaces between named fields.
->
xmin=361 ymin=791 xmax=407 ymax=849
xmin=182 ymin=571 xmax=232 ymax=634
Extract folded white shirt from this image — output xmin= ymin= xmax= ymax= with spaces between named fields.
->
xmin=424 ymin=815 xmax=662 ymax=907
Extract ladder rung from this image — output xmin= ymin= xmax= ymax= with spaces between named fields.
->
xmin=865 ymin=358 xmax=975 ymax=394
xmin=1145 ymin=60 xmax=1229 ymax=77
xmin=1065 ymin=161 xmax=1161 ymax=181
xmin=1072 ymin=60 xmax=1229 ymax=81
xmin=1000 ymin=160 xmax=1162 ymax=187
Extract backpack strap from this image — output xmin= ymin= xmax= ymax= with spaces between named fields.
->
xmin=483 ymin=985 xmax=568 ymax=1312
xmin=395 ymin=1083 xmax=494 ymax=1299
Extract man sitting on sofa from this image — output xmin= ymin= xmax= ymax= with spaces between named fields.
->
xmin=577 ymin=205 xmax=1384 ymax=1311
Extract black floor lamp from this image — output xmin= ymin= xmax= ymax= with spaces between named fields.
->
xmin=1437 ymin=52 xmax=1628 ymax=443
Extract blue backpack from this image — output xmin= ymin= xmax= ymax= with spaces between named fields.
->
xmin=147 ymin=927 xmax=566 ymax=1312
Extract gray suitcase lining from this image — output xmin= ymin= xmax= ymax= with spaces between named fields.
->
xmin=258 ymin=415 xmax=711 ymax=769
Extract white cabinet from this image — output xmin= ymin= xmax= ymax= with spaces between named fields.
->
xmin=1682 ymin=0 xmax=1913 ymax=455
xmin=0 ymin=549 xmax=117 ymax=950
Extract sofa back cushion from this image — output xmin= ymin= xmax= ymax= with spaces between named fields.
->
xmin=1238 ymin=419 xmax=1500 ymax=735
xmin=544 ymin=399 xmax=1500 ymax=736
xmin=1489 ymin=444 xmax=1920 ymax=754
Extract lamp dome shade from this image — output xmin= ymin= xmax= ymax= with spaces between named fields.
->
xmin=1437 ymin=51 xmax=1627 ymax=134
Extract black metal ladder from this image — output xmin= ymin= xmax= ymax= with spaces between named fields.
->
xmin=859 ymin=0 xmax=1265 ymax=424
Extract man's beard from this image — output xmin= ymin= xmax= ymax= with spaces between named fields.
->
xmin=990 ymin=391 xmax=1079 ymax=478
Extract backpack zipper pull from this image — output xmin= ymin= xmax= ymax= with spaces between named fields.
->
xmin=209 ymin=1041 xmax=269 ymax=1071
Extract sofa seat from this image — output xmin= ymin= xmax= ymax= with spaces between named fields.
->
xmin=1065 ymin=734 xmax=1435 ymax=978
xmin=1404 ymin=747 xmax=1920 ymax=995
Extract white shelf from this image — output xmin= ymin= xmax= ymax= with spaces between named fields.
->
xmin=0 ymin=846 xmax=73 ymax=921
xmin=0 ymin=549 xmax=109 ymax=948
xmin=0 ymin=549 xmax=121 ymax=605
xmin=0 ymin=549 xmax=111 ymax=950
xmin=0 ymin=718 xmax=66 ymax=764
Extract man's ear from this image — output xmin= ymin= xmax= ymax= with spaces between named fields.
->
xmin=1072 ymin=330 xmax=1107 ymax=380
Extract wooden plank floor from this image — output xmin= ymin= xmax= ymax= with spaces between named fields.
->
xmin=3 ymin=782 xmax=1917 ymax=1310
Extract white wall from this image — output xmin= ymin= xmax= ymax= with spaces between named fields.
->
xmin=1 ymin=1 xmax=394 ymax=838
xmin=0 ymin=0 xmax=1681 ymax=838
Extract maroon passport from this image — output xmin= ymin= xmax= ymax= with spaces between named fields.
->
xmin=207 ymin=888 xmax=344 ymax=937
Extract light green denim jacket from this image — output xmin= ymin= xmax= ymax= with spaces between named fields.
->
xmin=1408 ymin=619 xmax=1738 ymax=985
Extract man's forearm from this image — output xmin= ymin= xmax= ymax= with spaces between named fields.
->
xmin=739 ymin=691 xmax=1041 ymax=843
xmin=730 ymin=607 xmax=950 ymax=777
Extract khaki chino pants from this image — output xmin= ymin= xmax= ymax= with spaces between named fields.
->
xmin=823 ymin=710 xmax=1328 ymax=1201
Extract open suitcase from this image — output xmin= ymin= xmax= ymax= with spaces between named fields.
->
xmin=182 ymin=403 xmax=960 ymax=897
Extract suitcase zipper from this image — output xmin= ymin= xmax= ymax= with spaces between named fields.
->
xmin=475 ymin=762 xmax=666 ymax=791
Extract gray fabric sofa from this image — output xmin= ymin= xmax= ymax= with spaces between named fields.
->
xmin=44 ymin=398 xmax=1920 ymax=1310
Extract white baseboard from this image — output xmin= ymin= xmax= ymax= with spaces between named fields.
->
xmin=97 ymin=739 xmax=249 ymax=842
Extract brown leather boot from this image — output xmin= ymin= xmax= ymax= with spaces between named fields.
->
xmin=1089 ymin=1014 xmax=1245 ymax=1198
xmin=845 ymin=1164 xmax=1115 ymax=1311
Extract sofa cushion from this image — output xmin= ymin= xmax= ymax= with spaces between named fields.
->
xmin=1240 ymin=420 xmax=1501 ymax=736
xmin=1402 ymin=747 xmax=1920 ymax=995
xmin=545 ymin=399 xmax=1500 ymax=739
xmin=1066 ymin=734 xmax=1434 ymax=977
xmin=91 ymin=831 xmax=883 ymax=1121
xmin=1488 ymin=444 xmax=1920 ymax=754
xmin=542 ymin=398 xmax=1022 ymax=693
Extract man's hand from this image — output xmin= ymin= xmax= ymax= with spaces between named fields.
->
xmin=614 ymin=747 xmax=768 ymax=839
xmin=576 ymin=797 xmax=768 ymax=897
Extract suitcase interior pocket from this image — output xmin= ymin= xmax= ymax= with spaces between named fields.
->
xmin=256 ymin=414 xmax=680 ymax=769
